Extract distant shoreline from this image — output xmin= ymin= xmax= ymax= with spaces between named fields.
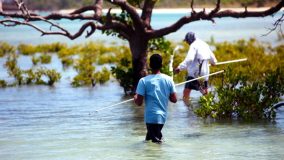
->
xmin=58 ymin=7 xmax=283 ymax=14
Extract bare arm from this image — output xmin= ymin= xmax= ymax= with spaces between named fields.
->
xmin=134 ymin=94 xmax=144 ymax=106
xmin=169 ymin=93 xmax=177 ymax=103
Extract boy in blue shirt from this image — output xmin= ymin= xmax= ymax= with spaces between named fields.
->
xmin=134 ymin=54 xmax=177 ymax=144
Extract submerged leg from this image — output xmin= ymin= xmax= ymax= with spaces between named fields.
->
xmin=146 ymin=123 xmax=164 ymax=144
xmin=183 ymin=88 xmax=191 ymax=106
xmin=199 ymin=81 xmax=208 ymax=95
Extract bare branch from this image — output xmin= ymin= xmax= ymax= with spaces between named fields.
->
xmin=215 ymin=1 xmax=284 ymax=18
xmin=191 ymin=0 xmax=196 ymax=14
xmin=208 ymin=0 xmax=221 ymax=17
xmin=0 ymin=19 xmax=67 ymax=36
xmin=141 ymin=0 xmax=157 ymax=29
xmin=0 ymin=19 xmax=97 ymax=40
xmin=148 ymin=0 xmax=284 ymax=39
xmin=0 ymin=11 xmax=98 ymax=21
xmin=94 ymin=0 xmax=103 ymax=17
xmin=107 ymin=0 xmax=144 ymax=31
xmin=70 ymin=0 xmax=103 ymax=18
xmin=263 ymin=12 xmax=284 ymax=36
xmin=0 ymin=0 xmax=133 ymax=40
xmin=0 ymin=0 xmax=3 ymax=12
xmin=70 ymin=5 xmax=97 ymax=15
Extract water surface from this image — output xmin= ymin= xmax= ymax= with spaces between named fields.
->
xmin=0 ymin=12 xmax=284 ymax=160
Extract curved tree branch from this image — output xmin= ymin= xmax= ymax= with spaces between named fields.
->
xmin=70 ymin=5 xmax=97 ymax=15
xmin=107 ymin=0 xmax=145 ymax=32
xmin=148 ymin=0 xmax=284 ymax=39
xmin=70 ymin=0 xmax=103 ymax=18
xmin=0 ymin=0 xmax=132 ymax=40
xmin=0 ymin=19 xmax=97 ymax=40
xmin=263 ymin=12 xmax=284 ymax=36
xmin=141 ymin=0 xmax=156 ymax=29
xmin=215 ymin=1 xmax=283 ymax=18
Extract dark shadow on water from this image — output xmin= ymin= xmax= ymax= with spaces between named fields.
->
xmin=183 ymin=132 xmax=205 ymax=138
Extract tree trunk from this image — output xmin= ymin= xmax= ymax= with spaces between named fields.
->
xmin=0 ymin=0 xmax=3 ymax=12
xmin=129 ymin=34 xmax=149 ymax=92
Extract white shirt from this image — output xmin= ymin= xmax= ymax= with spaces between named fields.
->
xmin=177 ymin=38 xmax=217 ymax=81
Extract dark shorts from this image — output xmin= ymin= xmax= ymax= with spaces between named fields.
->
xmin=145 ymin=123 xmax=164 ymax=143
xmin=185 ymin=76 xmax=208 ymax=90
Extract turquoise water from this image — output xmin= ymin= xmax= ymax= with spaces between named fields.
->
xmin=0 ymin=81 xmax=284 ymax=160
xmin=1 ymin=12 xmax=284 ymax=160
xmin=0 ymin=12 xmax=283 ymax=45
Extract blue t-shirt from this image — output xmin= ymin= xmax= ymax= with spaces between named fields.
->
xmin=136 ymin=73 xmax=176 ymax=124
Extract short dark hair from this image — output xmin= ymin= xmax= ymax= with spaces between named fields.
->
xmin=150 ymin=54 xmax=162 ymax=70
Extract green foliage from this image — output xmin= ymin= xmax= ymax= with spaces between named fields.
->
xmin=195 ymin=66 xmax=284 ymax=120
xmin=32 ymin=54 xmax=52 ymax=65
xmin=0 ymin=42 xmax=15 ymax=57
xmin=4 ymin=53 xmax=61 ymax=86
xmin=0 ymin=80 xmax=7 ymax=88
xmin=36 ymin=42 xmax=67 ymax=53
xmin=102 ymin=10 xmax=132 ymax=39
xmin=95 ymin=67 xmax=111 ymax=84
xmin=18 ymin=42 xmax=67 ymax=56
xmin=111 ymin=57 xmax=134 ymax=94
xmin=211 ymin=39 xmax=279 ymax=85
xmin=57 ymin=45 xmax=79 ymax=68
xmin=193 ymin=39 xmax=284 ymax=120
xmin=43 ymin=69 xmax=62 ymax=86
xmin=148 ymin=37 xmax=174 ymax=76
xmin=32 ymin=56 xmax=40 ymax=65
xmin=5 ymin=53 xmax=24 ymax=85
xmin=18 ymin=44 xmax=37 ymax=55
xmin=72 ymin=54 xmax=97 ymax=87
xmin=71 ymin=51 xmax=110 ymax=87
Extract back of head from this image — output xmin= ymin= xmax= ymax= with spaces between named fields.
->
xmin=184 ymin=32 xmax=196 ymax=44
xmin=150 ymin=54 xmax=162 ymax=70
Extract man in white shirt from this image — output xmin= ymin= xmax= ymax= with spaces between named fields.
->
xmin=174 ymin=32 xmax=217 ymax=103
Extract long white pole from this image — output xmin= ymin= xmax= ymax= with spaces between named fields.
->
xmin=95 ymin=98 xmax=134 ymax=112
xmin=175 ymin=70 xmax=224 ymax=86
xmin=215 ymin=58 xmax=247 ymax=66
xmin=95 ymin=58 xmax=247 ymax=112
xmin=95 ymin=70 xmax=224 ymax=112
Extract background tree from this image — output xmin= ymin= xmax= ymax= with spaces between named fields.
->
xmin=0 ymin=0 xmax=2 ymax=12
xmin=0 ymin=0 xmax=283 ymax=92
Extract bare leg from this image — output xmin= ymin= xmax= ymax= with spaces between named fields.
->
xmin=203 ymin=88 xmax=208 ymax=95
xmin=183 ymin=88 xmax=191 ymax=105
xmin=200 ymin=81 xmax=208 ymax=95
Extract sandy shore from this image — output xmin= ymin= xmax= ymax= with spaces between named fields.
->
xmin=59 ymin=7 xmax=281 ymax=14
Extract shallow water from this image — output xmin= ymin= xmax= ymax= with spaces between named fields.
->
xmin=0 ymin=55 xmax=284 ymax=159
xmin=0 ymin=82 xmax=284 ymax=160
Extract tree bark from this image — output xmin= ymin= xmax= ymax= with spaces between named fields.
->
xmin=129 ymin=33 xmax=149 ymax=92
xmin=0 ymin=0 xmax=3 ymax=12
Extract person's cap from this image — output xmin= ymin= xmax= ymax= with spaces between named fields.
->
xmin=184 ymin=32 xmax=196 ymax=43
